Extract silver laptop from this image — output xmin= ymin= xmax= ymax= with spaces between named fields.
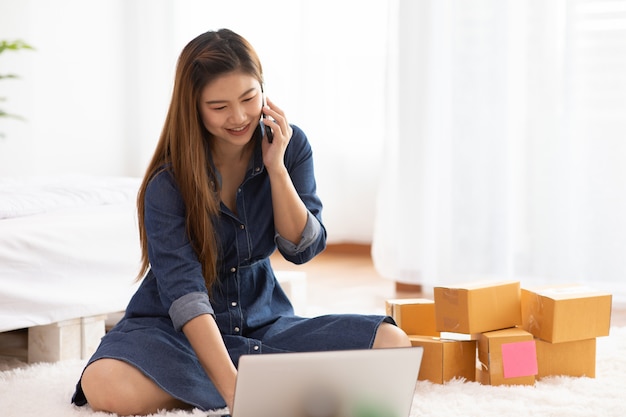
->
xmin=228 ymin=347 xmax=423 ymax=417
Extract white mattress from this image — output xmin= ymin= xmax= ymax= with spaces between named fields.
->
xmin=0 ymin=176 xmax=142 ymax=333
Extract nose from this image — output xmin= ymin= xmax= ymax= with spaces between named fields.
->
xmin=229 ymin=104 xmax=247 ymax=125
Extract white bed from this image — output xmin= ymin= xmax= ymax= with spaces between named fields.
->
xmin=0 ymin=175 xmax=142 ymax=362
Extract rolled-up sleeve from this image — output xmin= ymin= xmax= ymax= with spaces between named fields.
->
xmin=169 ymin=292 xmax=215 ymax=332
xmin=275 ymin=211 xmax=322 ymax=255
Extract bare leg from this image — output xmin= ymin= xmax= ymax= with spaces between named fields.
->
xmin=372 ymin=322 xmax=411 ymax=348
xmin=81 ymin=358 xmax=192 ymax=416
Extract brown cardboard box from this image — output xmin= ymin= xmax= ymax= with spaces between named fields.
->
xmin=477 ymin=327 xmax=537 ymax=386
xmin=434 ymin=281 xmax=522 ymax=334
xmin=535 ymin=337 xmax=596 ymax=378
xmin=386 ymin=298 xmax=439 ymax=337
xmin=521 ymin=285 xmax=612 ymax=343
xmin=409 ymin=336 xmax=476 ymax=384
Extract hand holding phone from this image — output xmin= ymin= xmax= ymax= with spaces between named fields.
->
xmin=261 ymin=89 xmax=273 ymax=143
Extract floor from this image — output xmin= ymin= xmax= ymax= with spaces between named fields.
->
xmin=271 ymin=244 xmax=397 ymax=317
xmin=271 ymin=243 xmax=626 ymax=327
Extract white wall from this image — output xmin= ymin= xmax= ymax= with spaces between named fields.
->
xmin=0 ymin=0 xmax=388 ymax=243
xmin=0 ymin=0 xmax=128 ymax=175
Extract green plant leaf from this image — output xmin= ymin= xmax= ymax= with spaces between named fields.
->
xmin=0 ymin=40 xmax=34 ymax=54
xmin=0 ymin=109 xmax=25 ymax=120
xmin=0 ymin=39 xmax=33 ymax=134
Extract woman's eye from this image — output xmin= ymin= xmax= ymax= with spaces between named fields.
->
xmin=212 ymin=106 xmax=226 ymax=111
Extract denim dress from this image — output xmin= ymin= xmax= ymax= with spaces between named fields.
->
xmin=72 ymin=125 xmax=393 ymax=411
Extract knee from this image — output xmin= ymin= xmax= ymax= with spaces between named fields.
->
xmin=81 ymin=360 xmax=141 ymax=416
xmin=82 ymin=359 xmax=189 ymax=416
xmin=372 ymin=322 xmax=411 ymax=349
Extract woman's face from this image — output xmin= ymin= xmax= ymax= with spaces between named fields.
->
xmin=199 ymin=71 xmax=263 ymax=147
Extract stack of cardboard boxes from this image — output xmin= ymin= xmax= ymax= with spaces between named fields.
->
xmin=386 ymin=281 xmax=612 ymax=386
xmin=521 ymin=285 xmax=611 ymax=379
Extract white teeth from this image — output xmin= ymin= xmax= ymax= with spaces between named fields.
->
xmin=231 ymin=126 xmax=246 ymax=132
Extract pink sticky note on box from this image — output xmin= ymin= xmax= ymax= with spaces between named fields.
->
xmin=501 ymin=340 xmax=538 ymax=378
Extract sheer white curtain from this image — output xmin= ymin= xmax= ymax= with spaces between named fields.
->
xmin=372 ymin=0 xmax=626 ymax=302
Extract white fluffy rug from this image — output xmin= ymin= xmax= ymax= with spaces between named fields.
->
xmin=1 ymin=327 xmax=625 ymax=417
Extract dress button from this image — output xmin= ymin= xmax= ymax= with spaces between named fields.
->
xmin=234 ymin=327 xmax=240 ymax=333
xmin=239 ymin=224 xmax=245 ymax=230
xmin=230 ymin=267 xmax=236 ymax=273
xmin=255 ymin=167 xmax=261 ymax=172
xmin=253 ymin=345 xmax=259 ymax=351
xmin=231 ymin=301 xmax=237 ymax=307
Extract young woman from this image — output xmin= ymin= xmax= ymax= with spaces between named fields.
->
xmin=72 ymin=28 xmax=410 ymax=416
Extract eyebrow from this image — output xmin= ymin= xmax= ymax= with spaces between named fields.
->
xmin=205 ymin=87 xmax=257 ymax=105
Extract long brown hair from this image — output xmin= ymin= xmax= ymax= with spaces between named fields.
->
xmin=136 ymin=29 xmax=264 ymax=291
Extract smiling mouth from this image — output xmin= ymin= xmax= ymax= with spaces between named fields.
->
xmin=227 ymin=124 xmax=251 ymax=135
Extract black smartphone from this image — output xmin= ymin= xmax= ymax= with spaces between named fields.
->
xmin=261 ymin=90 xmax=273 ymax=143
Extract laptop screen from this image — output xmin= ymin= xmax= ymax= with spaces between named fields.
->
xmin=231 ymin=347 xmax=423 ymax=417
